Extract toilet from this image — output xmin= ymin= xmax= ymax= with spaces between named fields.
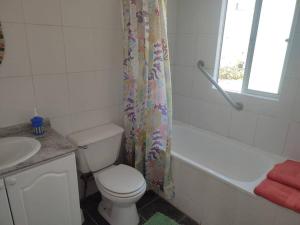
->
xmin=68 ymin=123 xmax=146 ymax=225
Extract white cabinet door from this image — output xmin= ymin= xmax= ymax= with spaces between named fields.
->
xmin=0 ymin=178 xmax=14 ymax=225
xmin=5 ymin=153 xmax=81 ymax=225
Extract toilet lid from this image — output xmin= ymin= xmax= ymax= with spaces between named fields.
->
xmin=96 ymin=164 xmax=145 ymax=194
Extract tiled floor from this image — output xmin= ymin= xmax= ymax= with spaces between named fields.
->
xmin=81 ymin=191 xmax=199 ymax=225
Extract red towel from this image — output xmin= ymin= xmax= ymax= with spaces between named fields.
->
xmin=254 ymin=179 xmax=300 ymax=213
xmin=268 ymin=160 xmax=300 ymax=190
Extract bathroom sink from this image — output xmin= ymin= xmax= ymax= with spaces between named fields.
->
xmin=0 ymin=137 xmax=41 ymax=170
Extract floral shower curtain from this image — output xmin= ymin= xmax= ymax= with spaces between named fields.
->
xmin=122 ymin=0 xmax=174 ymax=198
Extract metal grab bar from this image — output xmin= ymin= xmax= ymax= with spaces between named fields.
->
xmin=197 ymin=60 xmax=244 ymax=111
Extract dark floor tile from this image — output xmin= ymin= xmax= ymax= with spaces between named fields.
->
xmin=81 ymin=192 xmax=102 ymax=211
xmin=139 ymin=216 xmax=146 ymax=225
xmin=87 ymin=209 xmax=109 ymax=225
xmin=81 ymin=192 xmax=109 ymax=225
xmin=82 ymin=214 xmax=97 ymax=225
xmin=137 ymin=190 xmax=159 ymax=209
xmin=178 ymin=216 xmax=200 ymax=225
xmin=86 ymin=205 xmax=143 ymax=225
xmin=82 ymin=209 xmax=97 ymax=225
xmin=82 ymin=191 xmax=197 ymax=225
xmin=139 ymin=197 xmax=185 ymax=222
xmin=138 ymin=215 xmax=146 ymax=225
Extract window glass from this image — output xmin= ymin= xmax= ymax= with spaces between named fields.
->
xmin=248 ymin=0 xmax=297 ymax=94
xmin=218 ymin=0 xmax=256 ymax=92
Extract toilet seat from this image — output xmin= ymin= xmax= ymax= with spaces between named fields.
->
xmin=99 ymin=182 xmax=146 ymax=198
xmin=94 ymin=164 xmax=146 ymax=198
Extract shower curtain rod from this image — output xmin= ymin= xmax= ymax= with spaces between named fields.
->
xmin=196 ymin=60 xmax=244 ymax=111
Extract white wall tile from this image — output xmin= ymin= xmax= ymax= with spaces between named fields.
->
xmin=254 ymin=115 xmax=289 ymax=155
xmin=95 ymin=0 xmax=121 ymax=30
xmin=295 ymin=8 xmax=300 ymax=35
xmin=61 ymin=0 xmax=97 ymax=27
xmin=235 ymin=79 xmax=296 ymax=119
xmin=195 ymin=34 xmax=218 ymax=68
xmin=69 ymin=107 xmax=119 ymax=133
xmin=68 ymin=71 xmax=99 ymax=113
xmin=176 ymin=0 xmax=200 ymax=35
xmin=27 ymin=25 xmax=66 ymax=75
xmin=196 ymin=0 xmax=222 ymax=35
xmin=173 ymin=95 xmax=192 ymax=124
xmin=172 ymin=65 xmax=194 ymax=97
xmin=0 ymin=23 xmax=31 ymax=77
xmin=0 ymin=0 xmax=123 ymax=129
xmin=63 ymin=27 xmax=96 ymax=72
xmin=50 ymin=115 xmax=72 ymax=136
xmin=0 ymin=0 xmax=24 ymax=22
xmin=177 ymin=0 xmax=221 ymax=35
xmin=0 ymin=77 xmax=35 ymax=127
xmin=33 ymin=74 xmax=69 ymax=118
xmin=214 ymin=77 xmax=297 ymax=122
xmin=284 ymin=122 xmax=300 ymax=160
xmin=230 ymin=110 xmax=258 ymax=145
xmin=174 ymin=34 xmax=196 ymax=66
xmin=22 ymin=0 xmax=61 ymax=25
xmin=93 ymin=29 xmax=122 ymax=70
xmin=95 ymin=69 xmax=121 ymax=109
xmin=190 ymin=99 xmax=231 ymax=136
xmin=167 ymin=0 xmax=177 ymax=34
xmin=286 ymin=34 xmax=300 ymax=77
xmin=111 ymin=104 xmax=123 ymax=127
xmin=111 ymin=67 xmax=123 ymax=105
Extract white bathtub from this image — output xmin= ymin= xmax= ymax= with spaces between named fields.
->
xmin=170 ymin=121 xmax=299 ymax=225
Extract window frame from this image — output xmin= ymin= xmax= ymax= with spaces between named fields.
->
xmin=214 ymin=0 xmax=299 ymax=99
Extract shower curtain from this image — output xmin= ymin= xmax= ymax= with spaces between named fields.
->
xmin=122 ymin=0 xmax=174 ymax=198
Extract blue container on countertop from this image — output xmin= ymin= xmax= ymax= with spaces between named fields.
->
xmin=31 ymin=108 xmax=45 ymax=136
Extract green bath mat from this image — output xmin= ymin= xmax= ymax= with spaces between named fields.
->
xmin=144 ymin=213 xmax=179 ymax=225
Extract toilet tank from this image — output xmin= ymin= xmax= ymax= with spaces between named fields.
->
xmin=68 ymin=124 xmax=124 ymax=173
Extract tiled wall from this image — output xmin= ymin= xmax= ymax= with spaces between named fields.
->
xmin=0 ymin=0 xmax=123 ymax=134
xmin=171 ymin=0 xmax=300 ymax=160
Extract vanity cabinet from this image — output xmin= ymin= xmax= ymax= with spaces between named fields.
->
xmin=0 ymin=179 xmax=14 ymax=225
xmin=4 ymin=153 xmax=81 ymax=225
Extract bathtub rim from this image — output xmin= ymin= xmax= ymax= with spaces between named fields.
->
xmin=171 ymin=120 xmax=286 ymax=197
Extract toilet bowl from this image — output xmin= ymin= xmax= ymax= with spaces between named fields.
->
xmin=94 ymin=164 xmax=146 ymax=225
xmin=68 ymin=124 xmax=146 ymax=225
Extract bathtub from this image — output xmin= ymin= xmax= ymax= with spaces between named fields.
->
xmin=169 ymin=121 xmax=299 ymax=225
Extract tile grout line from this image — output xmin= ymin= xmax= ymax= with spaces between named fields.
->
xmin=83 ymin=209 xmax=101 ymax=225
xmin=177 ymin=215 xmax=187 ymax=224
xmin=139 ymin=213 xmax=147 ymax=223
xmin=138 ymin=195 xmax=160 ymax=211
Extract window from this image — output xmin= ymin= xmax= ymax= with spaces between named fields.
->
xmin=215 ymin=0 xmax=298 ymax=97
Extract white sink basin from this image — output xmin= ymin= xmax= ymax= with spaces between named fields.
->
xmin=0 ymin=137 xmax=41 ymax=170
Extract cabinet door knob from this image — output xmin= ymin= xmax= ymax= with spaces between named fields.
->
xmin=6 ymin=178 xmax=17 ymax=186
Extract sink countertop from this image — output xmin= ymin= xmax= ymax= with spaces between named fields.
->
xmin=0 ymin=122 xmax=77 ymax=177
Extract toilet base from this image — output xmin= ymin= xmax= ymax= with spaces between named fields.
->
xmin=98 ymin=197 xmax=139 ymax=225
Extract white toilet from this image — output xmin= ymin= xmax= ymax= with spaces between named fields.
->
xmin=68 ymin=123 xmax=146 ymax=225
